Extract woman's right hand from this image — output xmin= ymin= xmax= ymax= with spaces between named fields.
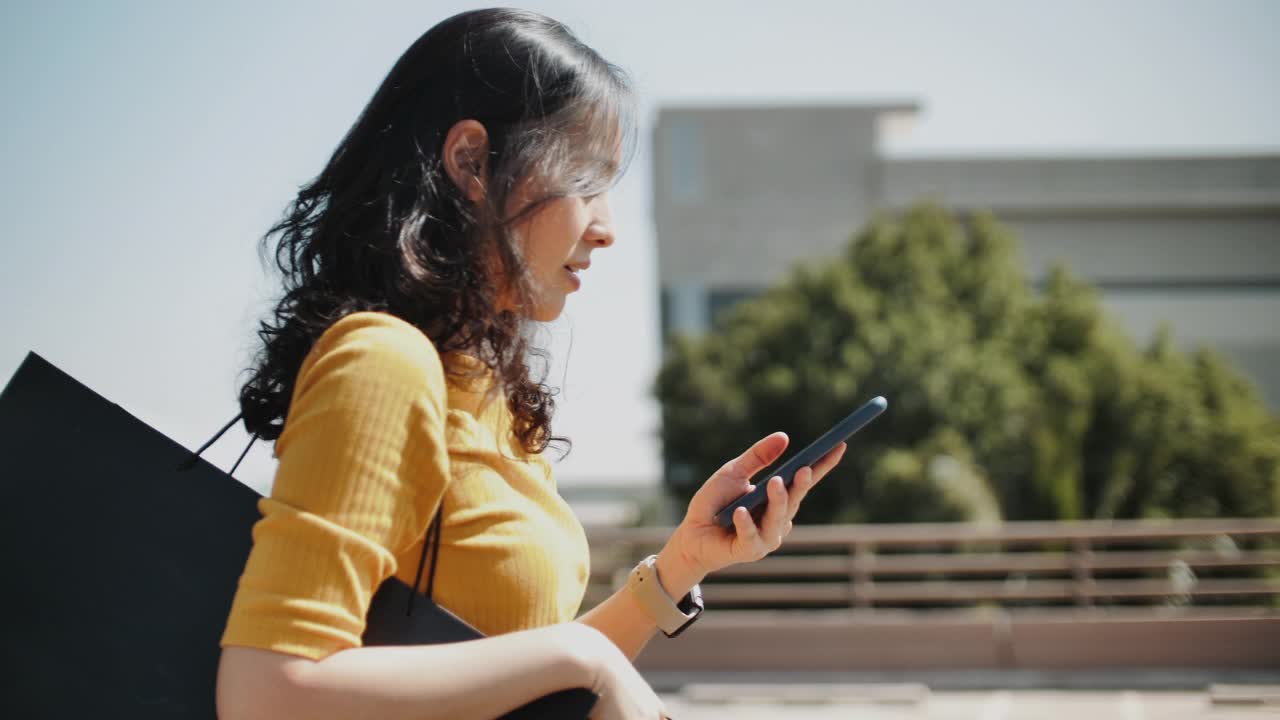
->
xmin=564 ymin=623 xmax=668 ymax=720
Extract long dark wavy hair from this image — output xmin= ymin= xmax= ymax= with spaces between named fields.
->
xmin=239 ymin=8 xmax=635 ymax=455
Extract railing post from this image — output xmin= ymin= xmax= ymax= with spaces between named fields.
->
xmin=852 ymin=541 xmax=874 ymax=609
xmin=1071 ymin=536 xmax=1094 ymax=607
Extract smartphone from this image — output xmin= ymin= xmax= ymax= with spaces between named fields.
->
xmin=713 ymin=396 xmax=888 ymax=530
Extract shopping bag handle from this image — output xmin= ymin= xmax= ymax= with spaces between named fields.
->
xmin=176 ymin=413 xmax=257 ymax=476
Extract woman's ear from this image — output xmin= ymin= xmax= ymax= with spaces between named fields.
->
xmin=442 ymin=119 xmax=490 ymax=204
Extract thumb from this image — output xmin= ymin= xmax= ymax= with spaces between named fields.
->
xmin=719 ymin=431 xmax=789 ymax=483
xmin=692 ymin=432 xmax=789 ymax=511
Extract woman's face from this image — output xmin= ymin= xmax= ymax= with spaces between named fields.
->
xmin=508 ymin=190 xmax=615 ymax=322
xmin=440 ymin=118 xmax=619 ymax=321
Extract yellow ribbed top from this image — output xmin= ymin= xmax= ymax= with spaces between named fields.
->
xmin=220 ymin=311 xmax=589 ymax=661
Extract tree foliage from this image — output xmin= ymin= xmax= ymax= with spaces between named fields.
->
xmin=656 ymin=205 xmax=1280 ymax=523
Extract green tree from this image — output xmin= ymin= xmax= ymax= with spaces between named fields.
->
xmin=656 ymin=205 xmax=1280 ymax=523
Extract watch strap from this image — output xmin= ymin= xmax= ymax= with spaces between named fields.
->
xmin=627 ymin=555 xmax=702 ymax=637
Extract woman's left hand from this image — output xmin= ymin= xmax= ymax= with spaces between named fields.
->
xmin=653 ymin=432 xmax=847 ymax=596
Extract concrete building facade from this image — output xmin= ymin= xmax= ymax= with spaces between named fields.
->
xmin=653 ymin=103 xmax=1280 ymax=407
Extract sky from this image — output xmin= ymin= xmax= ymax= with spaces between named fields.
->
xmin=2 ymin=0 xmax=1278 ymax=494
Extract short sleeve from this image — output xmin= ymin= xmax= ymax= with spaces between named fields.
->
xmin=220 ymin=312 xmax=452 ymax=660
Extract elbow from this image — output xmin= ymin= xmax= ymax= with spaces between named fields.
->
xmin=216 ymin=646 xmax=315 ymax=720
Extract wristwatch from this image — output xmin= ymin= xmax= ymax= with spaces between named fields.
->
xmin=626 ymin=554 xmax=704 ymax=638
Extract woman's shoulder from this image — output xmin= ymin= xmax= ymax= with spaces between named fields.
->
xmin=298 ymin=311 xmax=447 ymax=397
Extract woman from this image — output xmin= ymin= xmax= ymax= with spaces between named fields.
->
xmin=216 ymin=8 xmax=846 ymax=720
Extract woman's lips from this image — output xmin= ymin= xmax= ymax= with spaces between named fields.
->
xmin=564 ymin=266 xmax=581 ymax=290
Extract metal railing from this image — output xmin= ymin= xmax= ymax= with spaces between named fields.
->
xmin=585 ymin=518 xmax=1280 ymax=611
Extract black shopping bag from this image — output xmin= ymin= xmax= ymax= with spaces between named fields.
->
xmin=1 ymin=352 xmax=596 ymax=718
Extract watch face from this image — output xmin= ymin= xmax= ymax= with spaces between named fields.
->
xmin=667 ymin=608 xmax=700 ymax=638
xmin=677 ymin=585 xmax=704 ymax=614
xmin=666 ymin=585 xmax=703 ymax=638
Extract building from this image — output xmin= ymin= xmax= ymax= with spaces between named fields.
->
xmin=653 ymin=103 xmax=1280 ymax=407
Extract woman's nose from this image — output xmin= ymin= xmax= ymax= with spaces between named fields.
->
xmin=586 ymin=195 xmax=615 ymax=247
xmin=586 ymin=222 xmax=615 ymax=248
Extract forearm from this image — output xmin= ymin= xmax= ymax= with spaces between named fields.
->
xmin=217 ymin=623 xmax=597 ymax=720
xmin=576 ymin=540 xmax=706 ymax=661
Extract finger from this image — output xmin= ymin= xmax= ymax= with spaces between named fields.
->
xmin=787 ymin=444 xmax=847 ymax=520
xmin=787 ymin=466 xmax=815 ymax=519
xmin=731 ymin=505 xmax=762 ymax=554
xmin=789 ymin=442 xmax=845 ymax=518
xmin=691 ymin=436 xmax=786 ymax=520
xmin=811 ymin=441 xmax=847 ymax=480
xmin=759 ymin=476 xmax=789 ymax=551
xmin=719 ymin=431 xmax=789 ymax=482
